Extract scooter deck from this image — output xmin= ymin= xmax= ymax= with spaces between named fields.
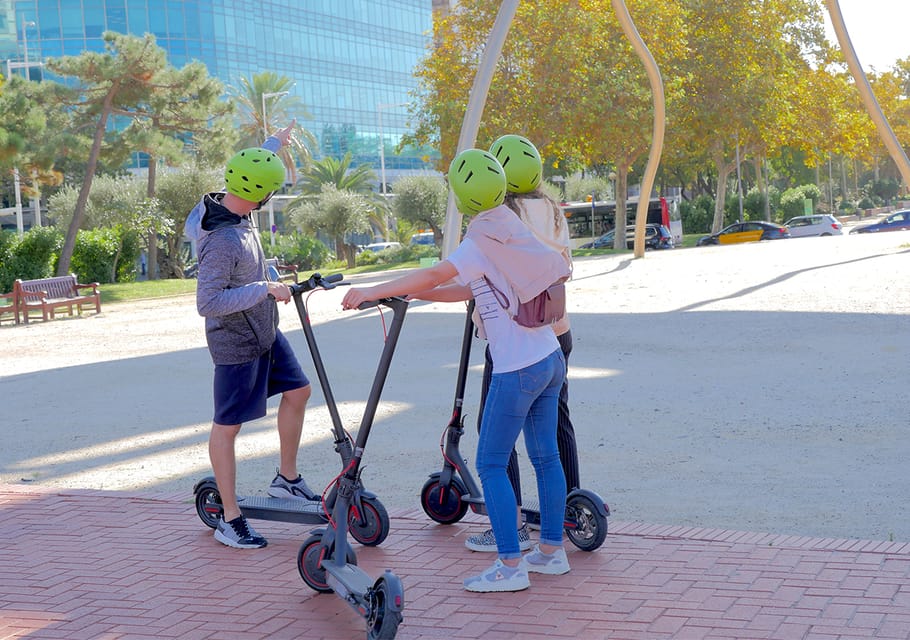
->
xmin=238 ymin=495 xmax=327 ymax=525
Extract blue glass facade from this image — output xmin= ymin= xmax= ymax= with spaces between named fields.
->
xmin=2 ymin=0 xmax=435 ymax=175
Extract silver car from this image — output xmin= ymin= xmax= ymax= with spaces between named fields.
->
xmin=783 ymin=214 xmax=843 ymax=237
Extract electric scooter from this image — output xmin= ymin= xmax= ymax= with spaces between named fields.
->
xmin=193 ymin=273 xmax=391 ymax=548
xmin=296 ymin=292 xmax=408 ymax=640
xmin=419 ymin=301 xmax=610 ymax=552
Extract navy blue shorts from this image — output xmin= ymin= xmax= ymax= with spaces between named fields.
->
xmin=212 ymin=330 xmax=310 ymax=425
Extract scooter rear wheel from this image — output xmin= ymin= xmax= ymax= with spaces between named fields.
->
xmin=298 ymin=530 xmax=358 ymax=593
xmin=420 ymin=474 xmax=469 ymax=524
xmin=194 ymin=479 xmax=223 ymax=529
xmin=565 ymin=492 xmax=608 ymax=551
xmin=349 ymin=496 xmax=390 ymax=547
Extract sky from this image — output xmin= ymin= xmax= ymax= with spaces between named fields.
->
xmin=823 ymin=1 xmax=910 ymax=71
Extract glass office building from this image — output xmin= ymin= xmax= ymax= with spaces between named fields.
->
xmin=1 ymin=0 xmax=436 ymax=179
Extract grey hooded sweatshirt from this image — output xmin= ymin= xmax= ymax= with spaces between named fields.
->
xmin=186 ymin=192 xmax=278 ymax=365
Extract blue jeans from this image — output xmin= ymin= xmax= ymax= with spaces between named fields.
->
xmin=476 ymin=348 xmax=567 ymax=558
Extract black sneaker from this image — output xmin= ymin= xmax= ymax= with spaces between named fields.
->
xmin=268 ymin=470 xmax=320 ymax=501
xmin=214 ymin=516 xmax=267 ymax=549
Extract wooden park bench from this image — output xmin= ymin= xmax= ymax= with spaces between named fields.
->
xmin=265 ymin=258 xmax=299 ymax=283
xmin=0 ymin=290 xmax=18 ymax=325
xmin=14 ymin=274 xmax=101 ymax=324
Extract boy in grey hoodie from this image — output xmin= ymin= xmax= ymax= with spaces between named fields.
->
xmin=186 ymin=122 xmax=318 ymax=549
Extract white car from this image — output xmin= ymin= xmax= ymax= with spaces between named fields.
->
xmin=783 ymin=214 xmax=843 ymax=237
xmin=362 ymin=241 xmax=402 ymax=252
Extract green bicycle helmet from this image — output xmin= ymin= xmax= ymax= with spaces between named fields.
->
xmin=224 ymin=148 xmax=286 ymax=203
xmin=489 ymin=134 xmax=542 ymax=194
xmin=447 ymin=149 xmax=506 ymax=215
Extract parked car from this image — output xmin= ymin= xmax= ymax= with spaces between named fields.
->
xmin=783 ymin=214 xmax=843 ymax=237
xmin=696 ymin=221 xmax=790 ymax=246
xmin=409 ymin=232 xmax=436 ymax=246
xmin=362 ymin=241 xmax=402 ymax=252
xmin=579 ymin=224 xmax=673 ymax=250
xmin=849 ymin=210 xmax=910 ymax=234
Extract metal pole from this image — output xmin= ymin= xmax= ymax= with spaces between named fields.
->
xmin=377 ymin=103 xmax=408 ymax=198
xmin=31 ymin=169 xmax=41 ymax=227
xmin=22 ymin=19 xmax=30 ymax=77
xmin=441 ymin=0 xmax=519 ymax=258
xmin=612 ymin=0 xmax=665 ymax=259
xmin=825 ymin=0 xmax=910 ymax=189
xmin=13 ymin=168 xmax=23 ymax=235
xmin=261 ymin=91 xmax=288 ymax=246
xmin=378 ymin=107 xmax=386 ymax=196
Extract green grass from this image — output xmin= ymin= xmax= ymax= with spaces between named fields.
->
xmin=100 ymin=279 xmax=198 ymax=304
xmin=99 ymin=260 xmax=424 ymax=304
xmin=101 ymin=239 xmax=706 ymax=304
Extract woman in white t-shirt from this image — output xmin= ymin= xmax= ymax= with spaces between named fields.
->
xmin=463 ymin=135 xmax=581 ymax=554
xmin=341 ymin=149 xmax=570 ymax=593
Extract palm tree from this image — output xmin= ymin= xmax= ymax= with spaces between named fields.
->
xmin=297 ymin=152 xmax=377 ymax=194
xmin=287 ymin=153 xmax=389 ymax=260
xmin=230 ymin=72 xmax=318 ymax=180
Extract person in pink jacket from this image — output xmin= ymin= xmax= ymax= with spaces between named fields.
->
xmin=464 ymin=134 xmax=581 ymax=554
xmin=341 ymin=149 xmax=570 ymax=592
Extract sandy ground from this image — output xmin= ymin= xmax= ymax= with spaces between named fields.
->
xmin=3 ymin=227 xmax=909 ymax=542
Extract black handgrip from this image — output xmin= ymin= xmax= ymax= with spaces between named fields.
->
xmin=357 ymin=296 xmax=407 ymax=310
xmin=289 ymin=272 xmax=345 ymax=295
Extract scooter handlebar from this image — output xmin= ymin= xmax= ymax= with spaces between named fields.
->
xmin=357 ymin=296 xmax=408 ymax=311
xmin=289 ymin=272 xmax=345 ymax=296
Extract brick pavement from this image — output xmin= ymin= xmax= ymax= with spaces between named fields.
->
xmin=2 ymin=485 xmax=909 ymax=640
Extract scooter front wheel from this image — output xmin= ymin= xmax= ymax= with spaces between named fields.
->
xmin=298 ymin=529 xmax=358 ymax=593
xmin=366 ymin=571 xmax=404 ymax=640
xmin=564 ymin=491 xmax=608 ymax=551
xmin=349 ymin=496 xmax=390 ymax=547
xmin=193 ymin=477 xmax=223 ymax=529
xmin=420 ymin=474 xmax=469 ymax=524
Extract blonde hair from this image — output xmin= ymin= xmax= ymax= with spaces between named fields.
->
xmin=504 ymin=189 xmax=565 ymax=235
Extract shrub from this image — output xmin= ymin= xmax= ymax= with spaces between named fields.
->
xmin=779 ymin=184 xmax=822 ymax=220
xmin=680 ymin=195 xmax=714 ymax=234
xmin=0 ymin=226 xmax=63 ymax=291
xmin=264 ymin=232 xmax=331 ymax=271
xmin=71 ymin=228 xmax=121 ymax=284
xmin=354 ymin=243 xmax=439 ymax=267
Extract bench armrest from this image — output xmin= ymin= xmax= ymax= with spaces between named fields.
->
xmin=74 ymin=282 xmax=100 ymax=293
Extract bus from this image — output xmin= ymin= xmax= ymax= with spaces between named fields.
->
xmin=561 ymin=195 xmax=682 ymax=250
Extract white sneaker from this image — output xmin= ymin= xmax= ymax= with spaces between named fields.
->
xmin=520 ymin=544 xmax=570 ymax=575
xmin=463 ymin=559 xmax=530 ymax=593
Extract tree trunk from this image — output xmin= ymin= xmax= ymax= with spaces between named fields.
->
xmin=753 ymin=156 xmax=771 ymax=222
xmin=57 ymin=84 xmax=118 ymax=276
xmin=613 ymin=166 xmax=629 ymax=250
xmin=712 ymin=147 xmax=735 ymax=233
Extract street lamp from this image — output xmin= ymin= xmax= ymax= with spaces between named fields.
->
xmin=261 ymin=91 xmax=289 ymax=246
xmin=22 ymin=19 xmax=36 ymax=79
xmin=8 ymin=19 xmax=41 ymax=236
xmin=377 ymin=103 xmax=408 ymax=196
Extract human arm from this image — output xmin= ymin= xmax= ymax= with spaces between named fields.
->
xmin=408 ymin=282 xmax=472 ymax=303
xmin=261 ymin=118 xmax=297 ymax=152
xmin=341 ymin=260 xmax=460 ymax=310
xmin=196 ymin=234 xmax=271 ymax=316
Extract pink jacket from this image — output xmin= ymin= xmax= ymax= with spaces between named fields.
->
xmin=464 ymin=205 xmax=570 ymax=302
